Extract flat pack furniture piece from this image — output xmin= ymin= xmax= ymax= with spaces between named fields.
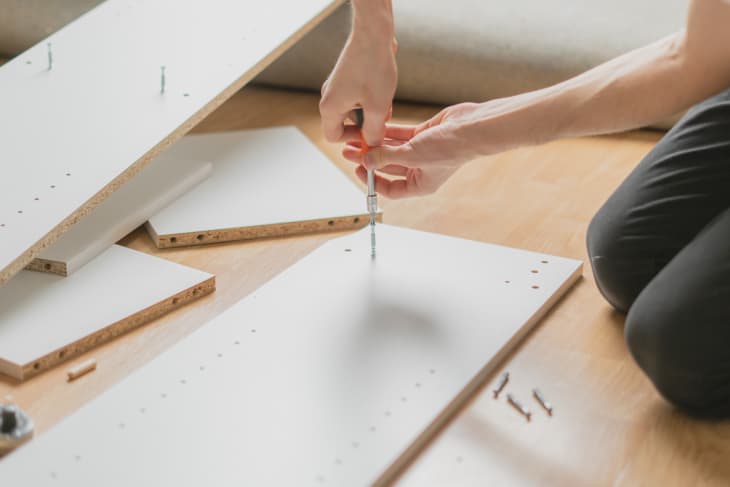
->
xmin=0 ymin=245 xmax=214 ymax=380
xmin=0 ymin=225 xmax=581 ymax=485
xmin=146 ymin=127 xmax=376 ymax=248
xmin=28 ymin=157 xmax=212 ymax=276
xmin=0 ymin=0 xmax=344 ymax=285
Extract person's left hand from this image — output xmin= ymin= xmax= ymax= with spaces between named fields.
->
xmin=342 ymin=102 xmax=490 ymax=198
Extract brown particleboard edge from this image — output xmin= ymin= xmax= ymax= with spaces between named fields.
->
xmin=373 ymin=263 xmax=585 ymax=487
xmin=0 ymin=0 xmax=347 ymax=286
xmin=24 ymin=258 xmax=68 ymax=277
xmin=147 ymin=212 xmax=383 ymax=249
xmin=1 ymin=276 xmax=216 ymax=381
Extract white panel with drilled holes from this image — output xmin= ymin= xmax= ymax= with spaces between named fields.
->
xmin=146 ymin=127 xmax=370 ymax=240
xmin=0 ymin=0 xmax=342 ymax=284
xmin=0 ymin=225 xmax=581 ymax=486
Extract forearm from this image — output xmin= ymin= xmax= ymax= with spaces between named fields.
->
xmin=350 ymin=0 xmax=394 ymax=41
xmin=473 ymin=21 xmax=730 ymax=151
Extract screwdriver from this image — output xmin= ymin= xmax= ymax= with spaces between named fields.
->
xmin=354 ymin=108 xmax=377 ymax=258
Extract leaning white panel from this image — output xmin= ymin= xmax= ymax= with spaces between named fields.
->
xmin=146 ymin=127 xmax=373 ymax=248
xmin=28 ymin=158 xmax=212 ymax=276
xmin=0 ymin=0 xmax=343 ymax=284
xmin=0 ymin=226 xmax=581 ymax=485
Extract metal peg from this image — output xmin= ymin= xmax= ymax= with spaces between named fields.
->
xmin=533 ymin=388 xmax=553 ymax=416
xmin=492 ymin=372 xmax=509 ymax=399
xmin=47 ymin=43 xmax=53 ymax=70
xmin=507 ymin=394 xmax=532 ymax=421
xmin=160 ymin=65 xmax=166 ymax=94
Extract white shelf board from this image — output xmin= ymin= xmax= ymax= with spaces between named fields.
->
xmin=0 ymin=225 xmax=581 ymax=484
xmin=0 ymin=0 xmax=344 ymax=284
xmin=0 ymin=245 xmax=214 ymax=379
xmin=146 ymin=127 xmax=371 ymax=247
xmin=30 ymin=157 xmax=212 ymax=275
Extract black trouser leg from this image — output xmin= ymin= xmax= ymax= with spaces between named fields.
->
xmin=586 ymin=87 xmax=730 ymax=417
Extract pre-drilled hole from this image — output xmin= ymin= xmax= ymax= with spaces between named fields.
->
xmin=17 ymin=210 xmax=23 ymax=214
xmin=354 ymin=217 xmax=360 ymax=223
xmin=44 ymin=263 xmax=52 ymax=270
xmin=541 ymin=260 xmax=549 ymax=264
xmin=328 ymin=220 xmax=335 ymax=226
xmin=344 ymin=248 xmax=352 ymax=252
xmin=172 ymin=297 xmax=180 ymax=305
xmin=170 ymin=237 xmax=177 ymax=243
xmin=196 ymin=234 xmax=205 ymax=241
xmin=33 ymin=362 xmax=40 ymax=370
xmin=58 ymin=350 xmax=66 ymax=358
xmin=531 ymin=269 xmax=539 ymax=274
xmin=50 ymin=185 xmax=55 ymax=189
xmin=532 ymin=285 xmax=540 ymax=289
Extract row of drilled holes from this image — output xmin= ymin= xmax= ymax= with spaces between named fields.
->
xmin=315 ymin=368 xmax=437 ymax=485
xmin=31 ymin=285 xmax=205 ymax=372
xmin=0 ymin=172 xmax=72 ymax=229
xmin=48 ymin=325 xmax=261 ymax=480
xmin=164 ymin=217 xmax=365 ymax=244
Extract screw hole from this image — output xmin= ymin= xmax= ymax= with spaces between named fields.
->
xmin=344 ymin=248 xmax=352 ymax=252
xmin=50 ymin=185 xmax=55 ymax=189
xmin=354 ymin=217 xmax=360 ymax=223
xmin=44 ymin=263 xmax=52 ymax=270
xmin=532 ymin=285 xmax=540 ymax=289
xmin=541 ymin=260 xmax=549 ymax=264
xmin=531 ymin=269 xmax=539 ymax=274
xmin=34 ymin=197 xmax=39 ymax=201
xmin=58 ymin=350 xmax=66 ymax=358
xmin=17 ymin=210 xmax=23 ymax=214
xmin=33 ymin=362 xmax=40 ymax=370
xmin=66 ymin=173 xmax=71 ymax=176
xmin=172 ymin=297 xmax=180 ymax=305
xmin=328 ymin=220 xmax=335 ymax=226
xmin=170 ymin=237 xmax=177 ymax=243
xmin=183 ymin=93 xmax=190 ymax=97
xmin=504 ymin=280 xmax=511 ymax=284
xmin=196 ymin=234 xmax=205 ymax=241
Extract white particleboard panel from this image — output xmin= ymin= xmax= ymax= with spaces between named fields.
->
xmin=29 ymin=158 xmax=212 ymax=276
xmin=0 ymin=226 xmax=581 ymax=485
xmin=0 ymin=0 xmax=344 ymax=284
xmin=0 ymin=245 xmax=214 ymax=380
xmin=145 ymin=127 xmax=374 ymax=248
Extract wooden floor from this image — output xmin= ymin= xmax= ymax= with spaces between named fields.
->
xmin=2 ymin=86 xmax=729 ymax=486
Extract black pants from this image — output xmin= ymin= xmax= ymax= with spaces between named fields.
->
xmin=587 ymin=88 xmax=730 ymax=418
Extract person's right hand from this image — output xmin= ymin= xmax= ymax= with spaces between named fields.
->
xmin=319 ymin=30 xmax=398 ymax=147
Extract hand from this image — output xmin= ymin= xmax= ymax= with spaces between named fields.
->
xmin=319 ymin=31 xmax=398 ymax=146
xmin=342 ymin=102 xmax=489 ymax=199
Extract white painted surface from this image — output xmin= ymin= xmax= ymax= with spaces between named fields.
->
xmin=0 ymin=0 xmax=342 ymax=284
xmin=0 ymin=226 xmax=581 ymax=486
xmin=0 ymin=245 xmax=212 ymax=375
xmin=35 ymin=158 xmax=212 ymax=274
xmin=147 ymin=127 xmax=367 ymax=238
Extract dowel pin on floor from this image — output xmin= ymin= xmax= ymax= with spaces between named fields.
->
xmin=160 ymin=65 xmax=166 ymax=94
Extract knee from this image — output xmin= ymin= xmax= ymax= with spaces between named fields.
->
xmin=625 ymin=298 xmax=730 ymax=418
xmin=586 ymin=211 xmax=643 ymax=313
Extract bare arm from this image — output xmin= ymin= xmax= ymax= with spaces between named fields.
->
xmin=346 ymin=0 xmax=730 ymax=198
xmin=319 ymin=0 xmax=397 ymax=146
